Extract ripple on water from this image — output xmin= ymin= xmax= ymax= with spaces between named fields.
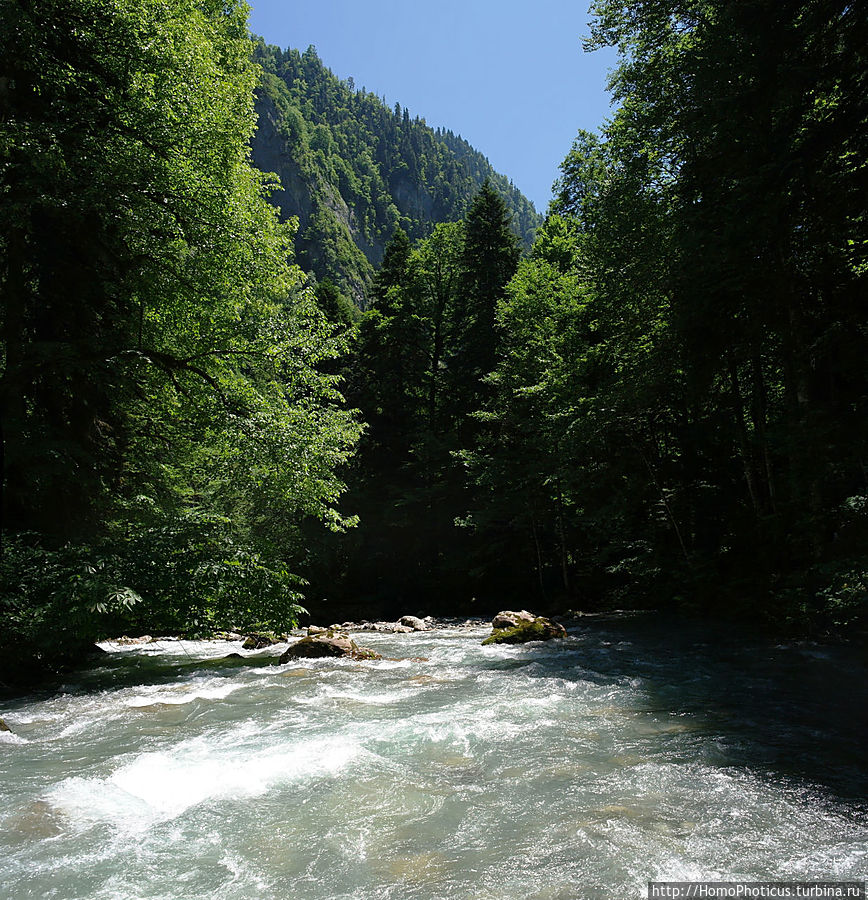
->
xmin=1 ymin=624 xmax=866 ymax=900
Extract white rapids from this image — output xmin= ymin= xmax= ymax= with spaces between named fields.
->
xmin=1 ymin=617 xmax=866 ymax=899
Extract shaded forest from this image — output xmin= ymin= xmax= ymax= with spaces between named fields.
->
xmin=1 ymin=0 xmax=866 ymax=682
xmin=323 ymin=0 xmax=867 ymax=630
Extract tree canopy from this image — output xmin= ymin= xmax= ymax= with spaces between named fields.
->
xmin=2 ymin=0 xmax=865 ymax=681
xmin=308 ymin=0 xmax=868 ymax=632
xmin=0 ymin=0 xmax=361 ymax=675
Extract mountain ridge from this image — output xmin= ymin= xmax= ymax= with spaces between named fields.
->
xmin=250 ymin=40 xmax=542 ymax=306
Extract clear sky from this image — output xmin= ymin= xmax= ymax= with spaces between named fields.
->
xmin=246 ymin=1 xmax=618 ymax=212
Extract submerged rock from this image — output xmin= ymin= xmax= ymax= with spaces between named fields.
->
xmin=279 ymin=632 xmax=381 ymax=662
xmin=482 ymin=614 xmax=567 ymax=646
xmin=0 ymin=718 xmax=11 ymax=733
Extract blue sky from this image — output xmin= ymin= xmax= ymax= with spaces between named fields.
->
xmin=246 ymin=1 xmax=618 ymax=212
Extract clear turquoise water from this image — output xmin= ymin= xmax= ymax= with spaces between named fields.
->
xmin=1 ymin=616 xmax=866 ymax=899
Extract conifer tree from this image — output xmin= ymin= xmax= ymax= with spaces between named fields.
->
xmin=450 ymin=180 xmax=521 ymax=419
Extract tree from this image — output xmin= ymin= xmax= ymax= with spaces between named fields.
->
xmin=318 ymin=189 xmax=523 ymax=612
xmin=413 ymin=222 xmax=464 ymax=429
xmin=0 ymin=0 xmax=362 ymax=670
xmin=450 ymin=180 xmax=521 ymax=419
xmin=462 ymin=216 xmax=593 ymax=602
xmin=584 ymin=0 xmax=868 ymax=618
xmin=461 ymin=0 xmax=867 ymax=624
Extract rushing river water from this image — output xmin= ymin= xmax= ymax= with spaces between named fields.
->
xmin=1 ymin=615 xmax=867 ymax=900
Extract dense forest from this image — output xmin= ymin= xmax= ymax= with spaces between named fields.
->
xmin=250 ymin=41 xmax=541 ymax=308
xmin=306 ymin=0 xmax=868 ymax=632
xmin=0 ymin=0 xmax=363 ymax=678
xmin=1 ymin=0 xmax=866 ymax=682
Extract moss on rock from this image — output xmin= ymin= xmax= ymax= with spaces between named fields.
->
xmin=482 ymin=617 xmax=567 ymax=646
xmin=242 ymin=632 xmax=285 ymax=650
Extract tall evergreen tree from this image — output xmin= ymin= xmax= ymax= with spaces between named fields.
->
xmin=450 ymin=180 xmax=521 ymax=419
xmin=310 ymin=183 xmax=523 ymax=614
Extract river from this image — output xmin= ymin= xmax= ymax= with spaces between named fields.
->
xmin=1 ymin=614 xmax=866 ymax=899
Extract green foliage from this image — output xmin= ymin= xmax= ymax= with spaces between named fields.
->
xmin=0 ymin=0 xmax=361 ymax=677
xmin=812 ymin=562 xmax=868 ymax=630
xmin=301 ymin=0 xmax=866 ymax=632
xmin=0 ymin=534 xmax=142 ymax=676
xmin=464 ymin=0 xmax=868 ymax=627
xmin=0 ymin=517 xmax=307 ymax=677
xmin=461 ymin=215 xmax=593 ymax=603
xmin=106 ymin=511 xmax=308 ymax=637
xmin=306 ymin=183 xmax=522 ymax=611
xmin=451 ymin=180 xmax=522 ymax=411
xmin=315 ymin=279 xmax=359 ymax=326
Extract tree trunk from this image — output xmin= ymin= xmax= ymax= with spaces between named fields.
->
xmin=555 ymin=478 xmax=571 ymax=598
xmin=750 ymin=354 xmax=776 ymax=512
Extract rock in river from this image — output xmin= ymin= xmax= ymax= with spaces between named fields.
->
xmin=242 ymin=632 xmax=285 ymax=650
xmin=483 ymin=613 xmax=567 ymax=646
xmin=279 ymin=632 xmax=381 ymax=662
xmin=491 ymin=610 xmax=535 ymax=630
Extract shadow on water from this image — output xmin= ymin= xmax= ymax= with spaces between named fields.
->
xmin=5 ymin=615 xmax=867 ymax=809
xmin=512 ymin=612 xmax=868 ymax=804
xmin=0 ymin=644 xmax=284 ymax=710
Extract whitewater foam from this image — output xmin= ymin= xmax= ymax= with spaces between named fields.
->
xmin=47 ymin=733 xmax=363 ymax=831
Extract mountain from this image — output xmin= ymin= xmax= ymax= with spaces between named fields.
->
xmin=250 ymin=41 xmax=542 ymax=306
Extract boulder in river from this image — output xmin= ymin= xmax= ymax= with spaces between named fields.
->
xmin=483 ymin=614 xmax=567 ymax=646
xmin=399 ymin=616 xmax=429 ymax=631
xmin=491 ymin=610 xmax=535 ymax=630
xmin=0 ymin=718 xmax=11 ymax=733
xmin=279 ymin=632 xmax=381 ymax=662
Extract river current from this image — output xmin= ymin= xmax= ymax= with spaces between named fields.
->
xmin=1 ymin=615 xmax=866 ymax=899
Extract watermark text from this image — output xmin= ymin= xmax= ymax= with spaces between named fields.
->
xmin=648 ymin=883 xmax=865 ymax=899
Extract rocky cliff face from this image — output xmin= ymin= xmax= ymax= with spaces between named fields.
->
xmin=251 ymin=90 xmax=372 ymax=305
xmin=251 ymin=91 xmax=313 ymax=234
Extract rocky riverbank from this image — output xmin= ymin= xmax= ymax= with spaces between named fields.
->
xmin=105 ymin=612 xmax=570 ymax=660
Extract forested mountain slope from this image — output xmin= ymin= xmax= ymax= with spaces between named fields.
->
xmin=250 ymin=42 xmax=541 ymax=306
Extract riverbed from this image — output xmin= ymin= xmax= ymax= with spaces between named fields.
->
xmin=1 ymin=615 xmax=866 ymax=899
